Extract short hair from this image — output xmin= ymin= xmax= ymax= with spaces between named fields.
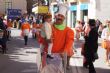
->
xmin=88 ymin=19 xmax=96 ymax=26
xmin=44 ymin=13 xmax=52 ymax=19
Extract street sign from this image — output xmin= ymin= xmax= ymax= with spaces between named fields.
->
xmin=38 ymin=6 xmax=49 ymax=13
xmin=7 ymin=9 xmax=21 ymax=20
xmin=32 ymin=6 xmax=49 ymax=14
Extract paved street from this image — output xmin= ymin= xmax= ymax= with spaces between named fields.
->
xmin=0 ymin=29 xmax=110 ymax=73
xmin=69 ymin=38 xmax=110 ymax=73
xmin=0 ymin=28 xmax=41 ymax=73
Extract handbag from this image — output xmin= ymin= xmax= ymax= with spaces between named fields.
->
xmin=101 ymin=40 xmax=107 ymax=49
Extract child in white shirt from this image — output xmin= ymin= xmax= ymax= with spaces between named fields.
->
xmin=40 ymin=13 xmax=53 ymax=59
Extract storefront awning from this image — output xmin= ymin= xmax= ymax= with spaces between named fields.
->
xmin=80 ymin=3 xmax=88 ymax=10
xmin=70 ymin=5 xmax=77 ymax=11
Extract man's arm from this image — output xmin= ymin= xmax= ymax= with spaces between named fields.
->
xmin=64 ymin=29 xmax=74 ymax=56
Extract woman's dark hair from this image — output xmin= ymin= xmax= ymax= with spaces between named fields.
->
xmin=88 ymin=19 xmax=96 ymax=26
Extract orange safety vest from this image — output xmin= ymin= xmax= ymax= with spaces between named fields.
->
xmin=21 ymin=23 xmax=30 ymax=31
xmin=52 ymin=26 xmax=74 ymax=57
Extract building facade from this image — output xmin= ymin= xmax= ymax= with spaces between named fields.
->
xmin=50 ymin=0 xmax=89 ymax=27
xmin=0 ymin=0 xmax=27 ymax=14
xmin=96 ymin=0 xmax=110 ymax=22
xmin=50 ymin=0 xmax=110 ymax=28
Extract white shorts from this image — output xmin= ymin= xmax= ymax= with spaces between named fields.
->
xmin=23 ymin=29 xmax=30 ymax=36
xmin=7 ymin=27 xmax=11 ymax=31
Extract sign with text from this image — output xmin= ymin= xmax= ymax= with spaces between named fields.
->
xmin=32 ymin=6 xmax=49 ymax=13
xmin=7 ymin=9 xmax=21 ymax=20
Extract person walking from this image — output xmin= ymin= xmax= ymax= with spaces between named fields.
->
xmin=21 ymin=20 xmax=30 ymax=45
xmin=0 ymin=17 xmax=7 ymax=53
xmin=101 ymin=20 xmax=110 ymax=65
xmin=75 ymin=20 xmax=83 ymax=40
xmin=32 ymin=21 xmax=37 ymax=39
xmin=83 ymin=19 xmax=98 ymax=73
xmin=51 ymin=3 xmax=74 ymax=69
xmin=7 ymin=19 xmax=12 ymax=40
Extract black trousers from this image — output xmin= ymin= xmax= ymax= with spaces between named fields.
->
xmin=88 ymin=61 xmax=96 ymax=73
xmin=24 ymin=36 xmax=28 ymax=45
xmin=7 ymin=31 xmax=11 ymax=39
xmin=0 ymin=38 xmax=7 ymax=53
xmin=84 ymin=59 xmax=96 ymax=73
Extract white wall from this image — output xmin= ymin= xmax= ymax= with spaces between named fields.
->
xmin=0 ymin=0 xmax=5 ymax=14
xmin=12 ymin=0 xmax=27 ymax=14
xmin=96 ymin=0 xmax=110 ymax=23
xmin=88 ymin=0 xmax=96 ymax=19
xmin=0 ymin=0 xmax=27 ymax=14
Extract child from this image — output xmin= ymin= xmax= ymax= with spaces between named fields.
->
xmin=40 ymin=13 xmax=53 ymax=59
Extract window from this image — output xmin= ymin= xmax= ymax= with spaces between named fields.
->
xmin=5 ymin=1 xmax=12 ymax=13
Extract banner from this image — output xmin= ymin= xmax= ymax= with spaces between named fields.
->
xmin=32 ymin=6 xmax=49 ymax=13
xmin=7 ymin=9 xmax=21 ymax=20
xmin=38 ymin=6 xmax=49 ymax=13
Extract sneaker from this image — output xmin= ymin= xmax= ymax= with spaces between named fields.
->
xmin=47 ymin=54 xmax=53 ymax=59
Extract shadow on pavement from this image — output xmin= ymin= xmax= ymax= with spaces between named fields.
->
xmin=0 ymin=55 xmax=38 ymax=73
xmin=0 ymin=36 xmax=40 ymax=73
xmin=6 ymin=36 xmax=40 ymax=54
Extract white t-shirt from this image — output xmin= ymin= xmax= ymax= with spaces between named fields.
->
xmin=41 ymin=22 xmax=52 ymax=39
xmin=23 ymin=29 xmax=30 ymax=36
xmin=101 ymin=28 xmax=110 ymax=40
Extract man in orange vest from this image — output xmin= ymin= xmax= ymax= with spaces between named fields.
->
xmin=52 ymin=3 xmax=74 ymax=69
xmin=21 ymin=20 xmax=30 ymax=45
